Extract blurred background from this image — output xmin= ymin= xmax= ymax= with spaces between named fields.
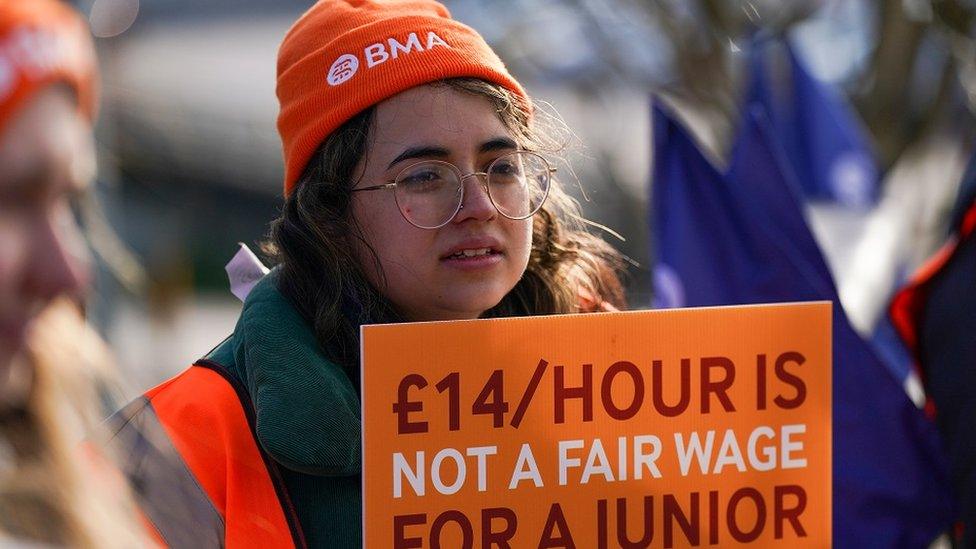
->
xmin=70 ymin=0 xmax=976 ymax=397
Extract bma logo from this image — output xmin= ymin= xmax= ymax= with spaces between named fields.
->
xmin=328 ymin=54 xmax=359 ymax=86
xmin=327 ymin=31 xmax=450 ymax=86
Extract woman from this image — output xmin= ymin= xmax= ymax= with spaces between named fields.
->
xmin=109 ymin=1 xmax=625 ymax=547
xmin=0 ymin=0 xmax=143 ymax=546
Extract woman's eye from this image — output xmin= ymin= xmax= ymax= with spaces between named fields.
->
xmin=400 ymin=169 xmax=446 ymax=190
xmin=404 ymin=171 xmax=439 ymax=183
xmin=489 ymin=161 xmax=520 ymax=178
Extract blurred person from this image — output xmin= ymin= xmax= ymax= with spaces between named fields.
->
xmin=0 ymin=0 xmax=144 ymax=546
xmin=107 ymin=0 xmax=625 ymax=546
xmin=1 ymin=300 xmax=144 ymax=547
xmin=892 ymin=156 xmax=976 ymax=549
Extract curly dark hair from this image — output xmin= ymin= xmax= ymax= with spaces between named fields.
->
xmin=263 ymin=78 xmax=625 ymax=371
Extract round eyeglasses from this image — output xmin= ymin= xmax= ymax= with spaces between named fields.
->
xmin=350 ymin=150 xmax=554 ymax=229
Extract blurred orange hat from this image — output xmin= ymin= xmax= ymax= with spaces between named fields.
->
xmin=0 ymin=0 xmax=98 ymax=132
xmin=276 ymin=0 xmax=528 ymax=197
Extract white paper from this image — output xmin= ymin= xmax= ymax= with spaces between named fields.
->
xmin=225 ymin=243 xmax=269 ymax=302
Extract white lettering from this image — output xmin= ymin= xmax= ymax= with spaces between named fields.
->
xmin=430 ymin=448 xmax=466 ymax=495
xmin=747 ymin=426 xmax=777 ymax=471
xmin=782 ymin=424 xmax=807 ymax=469
xmin=426 ymin=31 xmax=449 ymax=50
xmin=558 ymin=439 xmax=584 ymax=486
xmin=675 ymin=431 xmax=714 ymax=476
xmin=670 ymin=426 xmax=808 ymax=476
xmin=466 ymin=446 xmax=497 ymax=492
xmin=360 ymin=32 xmax=450 ymax=71
xmin=509 ymin=443 xmax=543 ymax=489
xmin=393 ymin=451 xmax=424 ymax=498
xmin=388 ymin=32 xmax=424 ymax=59
xmin=712 ymin=429 xmax=746 ymax=473
xmin=633 ymin=435 xmax=663 ymax=479
xmin=617 ymin=437 xmax=628 ymax=481
xmin=580 ymin=439 xmax=614 ymax=484
xmin=365 ymin=43 xmax=389 ymax=67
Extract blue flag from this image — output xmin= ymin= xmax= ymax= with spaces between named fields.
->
xmin=652 ymin=101 xmax=952 ymax=546
xmin=745 ymin=39 xmax=880 ymax=208
xmin=746 ymin=37 xmax=917 ymax=386
xmin=653 ymin=105 xmax=825 ymax=309
xmin=870 ymin=309 xmax=917 ymax=384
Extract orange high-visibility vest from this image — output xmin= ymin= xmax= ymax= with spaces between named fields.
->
xmin=107 ymin=361 xmax=307 ymax=548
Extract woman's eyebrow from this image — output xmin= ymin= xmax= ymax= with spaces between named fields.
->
xmin=480 ymin=137 xmax=518 ymax=153
xmin=386 ymin=137 xmax=519 ymax=170
xmin=387 ymin=146 xmax=449 ymax=170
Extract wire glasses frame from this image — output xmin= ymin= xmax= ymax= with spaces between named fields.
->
xmin=350 ymin=150 xmax=555 ymax=230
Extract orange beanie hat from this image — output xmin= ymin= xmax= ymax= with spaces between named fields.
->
xmin=276 ymin=0 xmax=529 ymax=196
xmin=0 ymin=0 xmax=98 ymax=133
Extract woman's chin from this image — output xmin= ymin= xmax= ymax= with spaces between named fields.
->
xmin=404 ymin=293 xmax=507 ymax=322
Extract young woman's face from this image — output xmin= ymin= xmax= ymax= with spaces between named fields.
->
xmin=0 ymin=87 xmax=93 ymax=361
xmin=349 ymin=85 xmax=533 ymax=321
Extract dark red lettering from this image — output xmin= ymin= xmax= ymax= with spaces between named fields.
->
xmin=482 ymin=507 xmax=517 ymax=548
xmin=727 ymin=488 xmax=766 ymax=542
xmin=434 ymin=373 xmax=461 ymax=431
xmin=663 ymin=493 xmax=699 ymax=548
xmin=651 ymin=359 xmax=691 ymax=417
xmin=430 ymin=510 xmax=473 ymax=549
xmin=708 ymin=490 xmax=719 ymax=545
xmin=601 ymin=361 xmax=644 ymax=420
xmin=701 ymin=356 xmax=736 ymax=413
xmin=473 ymin=370 xmax=509 ymax=428
xmin=756 ymin=354 xmax=767 ymax=411
xmin=554 ymin=365 xmax=592 ymax=424
xmin=597 ymin=499 xmax=608 ymax=549
xmin=393 ymin=513 xmax=426 ymax=549
xmin=774 ymin=352 xmax=806 ymax=409
xmin=538 ymin=503 xmax=576 ymax=548
xmin=775 ymin=485 xmax=807 ymax=539
xmin=617 ymin=496 xmax=654 ymax=548
xmin=393 ymin=375 xmax=428 ymax=434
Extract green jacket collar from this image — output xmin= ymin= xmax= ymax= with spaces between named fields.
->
xmin=206 ymin=271 xmax=362 ymax=476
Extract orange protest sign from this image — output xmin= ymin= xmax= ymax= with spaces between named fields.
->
xmin=361 ymin=302 xmax=831 ymax=548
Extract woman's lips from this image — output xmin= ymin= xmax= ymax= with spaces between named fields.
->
xmin=440 ymin=236 xmax=504 ymax=271
xmin=440 ymin=246 xmax=504 ymax=271
xmin=444 ymin=247 xmax=494 ymax=259
xmin=440 ymin=237 xmax=502 ymax=260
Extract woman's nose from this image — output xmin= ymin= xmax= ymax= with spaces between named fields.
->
xmin=453 ymin=173 xmax=496 ymax=223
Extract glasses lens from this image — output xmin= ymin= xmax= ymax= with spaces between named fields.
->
xmin=394 ymin=162 xmax=461 ymax=228
xmin=487 ymin=151 xmax=551 ymax=219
